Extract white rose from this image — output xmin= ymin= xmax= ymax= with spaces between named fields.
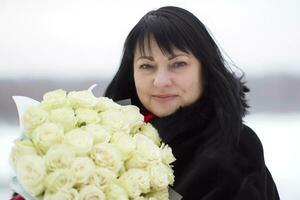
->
xmin=138 ymin=123 xmax=161 ymax=146
xmin=145 ymin=188 xmax=169 ymax=200
xmin=32 ymin=122 xmax=64 ymax=154
xmin=82 ymin=124 xmax=111 ymax=144
xmin=132 ymin=196 xmax=148 ymax=200
xmin=79 ymin=185 xmax=105 ymax=200
xmin=125 ymin=134 xmax=161 ymax=169
xmin=21 ymin=106 xmax=48 ymax=137
xmin=68 ymin=90 xmax=97 ymax=108
xmin=119 ymin=168 xmax=151 ymax=198
xmin=90 ymin=143 xmax=123 ymax=174
xmin=104 ymin=183 xmax=129 ymax=200
xmin=99 ymin=109 xmax=130 ymax=133
xmin=160 ymin=143 xmax=176 ymax=165
xmin=15 ymin=155 xmax=46 ymax=196
xmin=110 ymin=131 xmax=136 ymax=160
xmin=50 ymin=107 xmax=77 ymax=132
xmin=41 ymin=89 xmax=69 ymax=110
xmin=147 ymin=161 xmax=170 ymax=190
xmin=10 ymin=139 xmax=37 ymax=169
xmin=71 ymin=157 xmax=96 ymax=186
xmin=95 ymin=97 xmax=121 ymax=112
xmin=89 ymin=167 xmax=117 ymax=189
xmin=64 ymin=128 xmax=94 ymax=155
xmin=44 ymin=188 xmax=79 ymax=200
xmin=45 ymin=144 xmax=75 ymax=172
xmin=75 ymin=108 xmax=100 ymax=125
xmin=120 ymin=105 xmax=144 ymax=133
xmin=44 ymin=169 xmax=75 ymax=194
xmin=167 ymin=165 xmax=175 ymax=186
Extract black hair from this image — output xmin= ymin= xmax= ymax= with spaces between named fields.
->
xmin=105 ymin=6 xmax=249 ymax=145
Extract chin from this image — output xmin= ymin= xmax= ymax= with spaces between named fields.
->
xmin=153 ymin=108 xmax=178 ymax=117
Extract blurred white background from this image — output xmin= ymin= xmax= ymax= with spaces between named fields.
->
xmin=1 ymin=0 xmax=300 ymax=78
xmin=0 ymin=0 xmax=299 ymax=199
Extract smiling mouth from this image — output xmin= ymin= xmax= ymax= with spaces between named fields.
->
xmin=152 ymin=94 xmax=178 ymax=102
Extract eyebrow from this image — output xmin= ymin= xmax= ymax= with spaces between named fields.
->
xmin=136 ymin=56 xmax=154 ymax=61
xmin=136 ymin=54 xmax=189 ymax=61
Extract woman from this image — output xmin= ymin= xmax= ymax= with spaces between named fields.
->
xmin=105 ymin=6 xmax=280 ymax=200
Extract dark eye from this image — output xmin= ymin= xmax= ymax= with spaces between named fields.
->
xmin=139 ymin=64 xmax=153 ymax=69
xmin=173 ymin=62 xmax=187 ymax=68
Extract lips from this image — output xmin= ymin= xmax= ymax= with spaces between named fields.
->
xmin=152 ymin=94 xmax=178 ymax=102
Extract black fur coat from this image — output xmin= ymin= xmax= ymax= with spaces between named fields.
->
xmin=148 ymin=95 xmax=280 ymax=200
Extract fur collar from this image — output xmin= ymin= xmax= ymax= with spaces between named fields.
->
xmin=149 ymin=93 xmax=215 ymax=143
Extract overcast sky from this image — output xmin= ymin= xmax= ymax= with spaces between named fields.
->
xmin=0 ymin=0 xmax=299 ymax=78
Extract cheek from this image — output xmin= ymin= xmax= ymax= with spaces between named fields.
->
xmin=134 ymin=73 xmax=150 ymax=99
xmin=190 ymin=80 xmax=202 ymax=99
xmin=180 ymin=72 xmax=202 ymax=102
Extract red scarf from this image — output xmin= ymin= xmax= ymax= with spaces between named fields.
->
xmin=144 ymin=113 xmax=154 ymax=122
xmin=11 ymin=195 xmax=25 ymax=200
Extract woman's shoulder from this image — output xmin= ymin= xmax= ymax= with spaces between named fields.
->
xmin=239 ymin=124 xmax=263 ymax=150
xmin=235 ymin=125 xmax=280 ymax=199
xmin=237 ymin=124 xmax=265 ymax=165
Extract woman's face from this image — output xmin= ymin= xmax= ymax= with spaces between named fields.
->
xmin=133 ymin=38 xmax=203 ymax=117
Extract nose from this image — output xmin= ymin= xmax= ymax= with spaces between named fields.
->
xmin=153 ymin=68 xmax=172 ymax=88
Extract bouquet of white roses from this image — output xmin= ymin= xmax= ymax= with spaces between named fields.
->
xmin=9 ymin=86 xmax=177 ymax=200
